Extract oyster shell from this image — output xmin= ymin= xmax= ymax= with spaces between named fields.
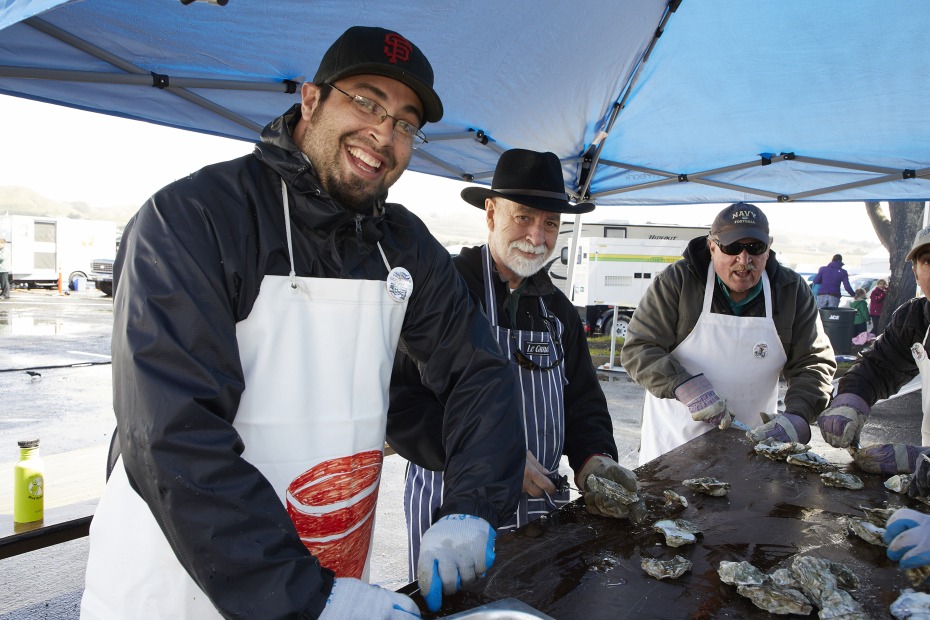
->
xmin=641 ymin=555 xmax=692 ymax=580
xmin=886 ymin=474 xmax=912 ymax=494
xmin=905 ymin=565 xmax=930 ymax=588
xmin=785 ymin=451 xmax=836 ymax=472
xmin=587 ymin=473 xmax=641 ymax=505
xmin=891 ymin=588 xmax=930 ymax=619
xmin=789 ymin=555 xmax=867 ymax=617
xmin=682 ymin=477 xmax=730 ymax=497
xmin=736 ymin=584 xmax=813 ymax=616
xmin=663 ymin=489 xmax=688 ymax=510
xmin=753 ymin=438 xmax=811 ymax=461
xmin=717 ymin=560 xmax=765 ymax=586
xmin=859 ymin=506 xmax=897 ymax=528
xmin=847 ymin=517 xmax=886 ymax=547
xmin=821 ymin=471 xmax=864 ymax=490
xmin=829 ymin=561 xmax=860 ymax=591
xmin=769 ymin=567 xmax=801 ymax=590
xmin=653 ymin=519 xmax=701 ymax=547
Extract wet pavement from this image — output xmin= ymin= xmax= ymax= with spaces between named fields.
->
xmin=0 ymin=287 xmax=923 ymax=618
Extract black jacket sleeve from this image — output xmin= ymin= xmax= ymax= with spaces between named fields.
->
xmin=838 ymin=297 xmax=930 ymax=405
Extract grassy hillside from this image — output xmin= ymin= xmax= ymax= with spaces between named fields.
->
xmin=0 ymin=185 xmax=137 ymax=225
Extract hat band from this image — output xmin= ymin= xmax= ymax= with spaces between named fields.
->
xmin=495 ymin=188 xmax=568 ymax=200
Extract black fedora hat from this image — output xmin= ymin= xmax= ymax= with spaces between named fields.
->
xmin=461 ymin=149 xmax=595 ymax=214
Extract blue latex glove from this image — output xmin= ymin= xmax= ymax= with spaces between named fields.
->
xmin=818 ymin=393 xmax=870 ymax=448
xmin=852 ymin=443 xmax=928 ymax=475
xmin=674 ymin=374 xmax=733 ymax=428
xmin=910 ymin=452 xmax=930 ymax=499
xmin=318 ymin=577 xmax=420 ymax=620
xmin=884 ymin=508 xmax=930 ymax=576
xmin=417 ymin=514 xmax=495 ymax=612
xmin=747 ymin=412 xmax=811 ymax=444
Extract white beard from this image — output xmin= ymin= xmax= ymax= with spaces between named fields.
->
xmin=491 ymin=236 xmax=553 ymax=278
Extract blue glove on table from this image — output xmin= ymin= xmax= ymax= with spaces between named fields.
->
xmin=674 ymin=374 xmax=733 ymax=428
xmin=318 ymin=577 xmax=420 ymax=620
xmin=884 ymin=508 xmax=930 ymax=577
xmin=417 ymin=514 xmax=495 ymax=612
xmin=747 ymin=412 xmax=811 ymax=444
xmin=852 ymin=443 xmax=929 ymax=475
xmin=818 ymin=393 xmax=870 ymax=448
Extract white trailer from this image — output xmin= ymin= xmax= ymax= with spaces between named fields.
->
xmin=551 ymin=222 xmax=710 ymax=337
xmin=0 ymin=215 xmax=118 ymax=289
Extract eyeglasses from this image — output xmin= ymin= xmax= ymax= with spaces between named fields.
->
xmin=713 ymin=239 xmax=769 ymax=256
xmin=512 ymin=315 xmax=564 ymax=371
xmin=326 ymin=84 xmax=427 ymax=145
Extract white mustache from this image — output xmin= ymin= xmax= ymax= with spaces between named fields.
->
xmin=511 ymin=240 xmax=547 ymax=255
xmin=734 ymin=264 xmax=758 ymax=273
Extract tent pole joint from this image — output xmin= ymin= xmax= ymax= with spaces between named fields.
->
xmin=904 ymin=169 xmax=917 ymax=179
xmin=151 ymin=72 xmax=169 ymax=89
xmin=677 ymin=173 xmax=688 ymax=182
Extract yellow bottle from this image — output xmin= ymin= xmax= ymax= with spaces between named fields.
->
xmin=13 ymin=439 xmax=44 ymax=524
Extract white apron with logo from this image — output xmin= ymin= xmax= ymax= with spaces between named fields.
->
xmin=910 ymin=325 xmax=930 ymax=445
xmin=639 ymin=263 xmax=788 ymax=465
xmin=81 ymin=183 xmax=409 ymax=618
xmin=403 ymin=245 xmax=568 ymax=580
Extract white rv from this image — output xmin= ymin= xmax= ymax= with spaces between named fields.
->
xmin=551 ymin=222 xmax=710 ymax=337
xmin=0 ymin=215 xmax=118 ymax=290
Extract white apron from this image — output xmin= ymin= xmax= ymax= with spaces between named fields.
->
xmin=639 ymin=263 xmax=788 ymax=466
xmin=82 ymin=181 xmax=409 ymax=618
xmin=910 ymin=325 xmax=930 ymax=445
xmin=403 ymin=245 xmax=568 ymax=580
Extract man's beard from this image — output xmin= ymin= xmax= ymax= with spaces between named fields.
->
xmin=493 ymin=236 xmax=553 ymax=278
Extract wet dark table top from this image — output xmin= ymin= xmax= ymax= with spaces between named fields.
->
xmin=403 ymin=428 xmax=923 ymax=619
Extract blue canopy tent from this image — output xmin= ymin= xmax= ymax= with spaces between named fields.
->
xmin=1 ymin=0 xmax=929 ymax=206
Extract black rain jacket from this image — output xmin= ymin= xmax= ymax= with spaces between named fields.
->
xmin=110 ymin=105 xmax=524 ymax=619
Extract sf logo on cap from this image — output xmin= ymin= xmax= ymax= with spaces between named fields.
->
xmin=384 ymin=33 xmax=412 ymax=64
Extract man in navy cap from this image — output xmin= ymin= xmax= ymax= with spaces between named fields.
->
xmin=82 ymin=26 xmax=523 ymax=620
xmin=621 ymin=202 xmax=835 ymax=464
xmin=389 ymin=148 xmax=640 ymax=587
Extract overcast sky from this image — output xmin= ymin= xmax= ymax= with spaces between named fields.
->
xmin=0 ymin=94 xmax=887 ymax=244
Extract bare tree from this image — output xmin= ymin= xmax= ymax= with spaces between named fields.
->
xmin=865 ymin=201 xmax=924 ymax=332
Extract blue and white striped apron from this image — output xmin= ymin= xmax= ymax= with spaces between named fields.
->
xmin=403 ymin=244 xmax=569 ymax=580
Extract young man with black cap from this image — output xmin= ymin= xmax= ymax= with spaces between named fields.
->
xmin=81 ymin=26 xmax=524 ymax=620
xmin=812 ymin=252 xmax=856 ymax=308
xmin=620 ymin=202 xmax=835 ymax=465
xmin=388 ymin=149 xmax=640 ymax=584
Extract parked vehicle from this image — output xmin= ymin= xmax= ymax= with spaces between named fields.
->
xmin=838 ymin=272 xmax=889 ymax=308
xmin=91 ymin=257 xmax=114 ymax=296
xmin=0 ymin=215 xmax=117 ymax=291
xmin=553 ymin=222 xmax=710 ymax=338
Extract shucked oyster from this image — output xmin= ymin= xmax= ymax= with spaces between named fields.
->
xmin=753 ymin=438 xmax=811 ymax=461
xmin=717 ymin=560 xmax=766 ymax=586
xmin=653 ymin=519 xmax=701 ymax=547
xmin=847 ymin=517 xmax=886 ymax=547
xmin=682 ymin=477 xmax=730 ymax=497
xmin=859 ymin=506 xmax=897 ymax=529
xmin=641 ymin=555 xmax=692 ymax=580
xmin=786 ymin=451 xmax=836 ymax=472
xmin=737 ymin=584 xmax=814 ymax=616
xmin=663 ymin=490 xmax=688 ymax=510
xmin=886 ymin=474 xmax=912 ymax=494
xmin=821 ymin=471 xmax=864 ymax=490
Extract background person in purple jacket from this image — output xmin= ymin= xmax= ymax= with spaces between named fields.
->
xmin=812 ymin=253 xmax=855 ymax=308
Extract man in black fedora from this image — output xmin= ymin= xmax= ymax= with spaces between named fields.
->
xmin=388 ymin=148 xmax=640 ymax=584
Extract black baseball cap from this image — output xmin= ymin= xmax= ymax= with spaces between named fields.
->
xmin=313 ymin=26 xmax=443 ymax=124
xmin=711 ymin=202 xmax=771 ymax=245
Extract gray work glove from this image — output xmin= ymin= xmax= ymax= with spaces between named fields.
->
xmin=318 ymin=578 xmax=420 ymax=620
xmin=852 ymin=443 xmax=930 ymax=475
xmin=576 ymin=454 xmax=644 ymax=522
xmin=817 ymin=393 xmax=870 ymax=448
xmin=747 ymin=412 xmax=811 ymax=444
xmin=674 ymin=374 xmax=734 ymax=428
xmin=417 ymin=514 xmax=495 ymax=612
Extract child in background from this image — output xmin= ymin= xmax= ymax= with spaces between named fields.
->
xmin=851 ymin=287 xmax=870 ymax=337
xmin=869 ymin=279 xmax=888 ymax=335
